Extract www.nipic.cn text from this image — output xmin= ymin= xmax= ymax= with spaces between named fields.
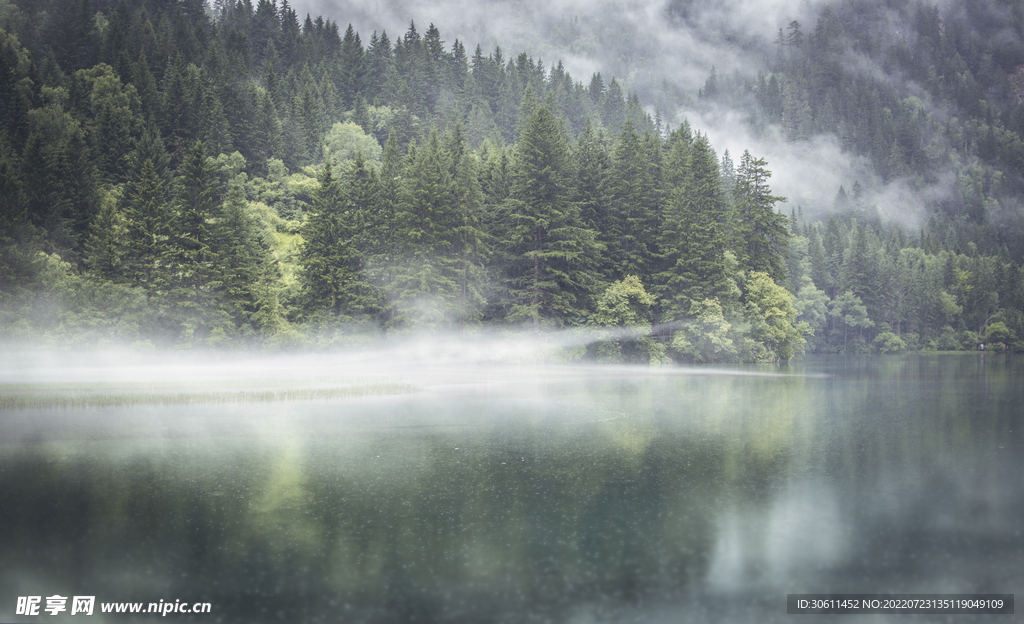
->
xmin=16 ymin=596 xmax=212 ymax=616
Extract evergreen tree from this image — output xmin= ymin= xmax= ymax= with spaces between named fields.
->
xmin=212 ymin=174 xmax=269 ymax=334
xmin=444 ymin=124 xmax=489 ymax=329
xmin=85 ymin=190 xmax=128 ymax=282
xmin=731 ymin=150 xmax=790 ymax=284
xmin=571 ymin=119 xmax=612 ymax=278
xmin=500 ymin=104 xmax=601 ymax=328
xmin=607 ymin=119 xmax=658 ymax=280
xmin=160 ymin=140 xmax=222 ymax=346
xmin=121 ymin=158 xmax=172 ymax=289
xmin=338 ymin=23 xmax=365 ymax=109
xmin=385 ymin=128 xmax=476 ymax=329
xmin=0 ymin=157 xmax=42 ymax=304
xmin=658 ymin=133 xmax=730 ymax=320
xmin=299 ymin=160 xmax=380 ymax=323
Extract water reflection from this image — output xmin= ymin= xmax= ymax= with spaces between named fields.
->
xmin=0 ymin=354 xmax=1021 ymax=622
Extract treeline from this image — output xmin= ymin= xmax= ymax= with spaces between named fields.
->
xmin=704 ymin=0 xmax=1024 ymax=258
xmin=0 ymin=0 xmax=1021 ymax=360
xmin=788 ymin=211 xmax=1023 ymax=354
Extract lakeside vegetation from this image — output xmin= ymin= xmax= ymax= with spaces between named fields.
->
xmin=0 ymin=381 xmax=418 ymax=410
xmin=0 ymin=0 xmax=1022 ymax=361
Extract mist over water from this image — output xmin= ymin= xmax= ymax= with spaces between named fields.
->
xmin=1 ymin=347 xmax=1021 ymax=622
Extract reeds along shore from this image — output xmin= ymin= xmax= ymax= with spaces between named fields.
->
xmin=0 ymin=383 xmax=417 ymax=410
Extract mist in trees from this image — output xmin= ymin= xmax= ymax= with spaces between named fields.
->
xmin=0 ymin=0 xmax=1021 ymax=360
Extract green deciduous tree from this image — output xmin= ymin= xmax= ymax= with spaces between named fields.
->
xmin=590 ymin=275 xmax=664 ymax=364
xmin=744 ymin=271 xmax=809 ymax=361
xmin=829 ymin=290 xmax=874 ymax=352
xmin=670 ymin=298 xmax=737 ymax=363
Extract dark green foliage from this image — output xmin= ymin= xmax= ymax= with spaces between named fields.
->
xmin=731 ymin=150 xmax=790 ymax=284
xmin=0 ymin=157 xmax=42 ymax=305
xmin=212 ymin=175 xmax=270 ymax=333
xmin=298 ymin=160 xmax=379 ymax=324
xmin=606 ymin=119 xmax=658 ymax=281
xmin=499 ymin=105 xmax=602 ymax=328
xmin=570 ymin=119 xmax=612 ymax=279
xmin=658 ymin=133 xmax=729 ymax=320
xmin=21 ymin=88 xmax=101 ymax=262
xmin=156 ymin=141 xmax=223 ymax=345
xmin=120 ymin=158 xmax=171 ymax=289
xmin=1 ymin=0 xmax=1022 ymax=353
xmin=379 ymin=127 xmax=487 ymax=330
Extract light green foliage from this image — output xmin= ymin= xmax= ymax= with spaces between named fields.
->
xmin=322 ymin=121 xmax=382 ymax=167
xmin=794 ymin=275 xmax=828 ymax=350
xmin=72 ymin=64 xmax=144 ymax=180
xmin=590 ymin=276 xmax=666 ymax=365
xmin=210 ymin=152 xmax=248 ymax=182
xmin=829 ymin=290 xmax=874 ymax=352
xmin=744 ymin=271 xmax=808 ymax=362
xmin=7 ymin=253 xmax=152 ymax=346
xmin=938 ymin=290 xmax=962 ymax=324
xmin=982 ymin=321 xmax=1012 ymax=346
xmin=670 ymin=298 xmax=737 ymax=363
xmin=873 ymin=331 xmax=907 ymax=353
xmin=592 ymin=275 xmax=655 ymax=327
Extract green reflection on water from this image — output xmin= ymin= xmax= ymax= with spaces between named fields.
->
xmin=0 ymin=354 xmax=1020 ymax=622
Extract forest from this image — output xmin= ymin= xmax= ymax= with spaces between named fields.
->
xmin=0 ymin=0 xmax=1022 ymax=361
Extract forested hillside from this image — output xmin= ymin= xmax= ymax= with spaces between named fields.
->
xmin=0 ymin=0 xmax=1021 ymax=359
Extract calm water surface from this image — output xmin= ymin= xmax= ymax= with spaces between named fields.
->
xmin=1 ymin=353 xmax=1021 ymax=623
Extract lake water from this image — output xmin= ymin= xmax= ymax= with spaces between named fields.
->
xmin=1 ymin=352 xmax=1021 ymax=623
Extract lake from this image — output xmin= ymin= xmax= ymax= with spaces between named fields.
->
xmin=1 ymin=350 xmax=1021 ymax=622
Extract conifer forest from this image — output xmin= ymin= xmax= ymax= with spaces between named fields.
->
xmin=1 ymin=0 xmax=1023 ymax=362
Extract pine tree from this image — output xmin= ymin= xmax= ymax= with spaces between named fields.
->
xmin=0 ymin=157 xmax=43 ymax=301
xmin=607 ymin=119 xmax=658 ymax=280
xmin=121 ymin=159 xmax=172 ymax=289
xmin=299 ymin=160 xmax=379 ymax=323
xmin=658 ymin=133 xmax=729 ymax=320
xmin=213 ymin=174 xmax=269 ymax=332
xmin=385 ymin=128 xmax=466 ymax=329
xmin=445 ymin=124 xmax=489 ymax=329
xmin=85 ymin=190 xmax=128 ymax=282
xmin=571 ymin=119 xmax=612 ymax=279
xmin=363 ymin=130 xmax=402 ymax=327
xmin=160 ymin=141 xmax=222 ymax=346
xmin=602 ymin=78 xmax=626 ymax=134
xmin=731 ymin=150 xmax=791 ymax=284
xmin=499 ymin=105 xmax=601 ymax=328
xmin=339 ymin=23 xmax=365 ymax=109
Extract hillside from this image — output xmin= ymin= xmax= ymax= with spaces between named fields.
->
xmin=0 ymin=0 xmax=1021 ymax=358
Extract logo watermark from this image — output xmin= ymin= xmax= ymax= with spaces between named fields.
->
xmin=16 ymin=596 xmax=211 ymax=617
